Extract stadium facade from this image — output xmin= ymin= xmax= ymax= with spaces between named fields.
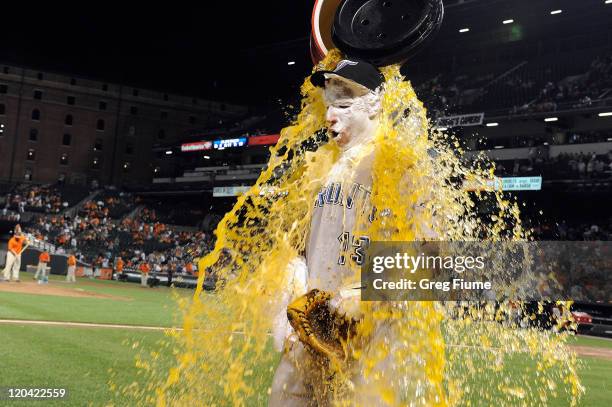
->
xmin=0 ymin=64 xmax=248 ymax=186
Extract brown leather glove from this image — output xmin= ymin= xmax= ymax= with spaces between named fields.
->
xmin=287 ymin=289 xmax=358 ymax=365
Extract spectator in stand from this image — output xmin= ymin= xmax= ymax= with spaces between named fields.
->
xmin=34 ymin=251 xmax=51 ymax=280
xmin=66 ymin=253 xmax=77 ymax=283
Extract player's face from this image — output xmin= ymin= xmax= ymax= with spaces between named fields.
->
xmin=324 ymin=79 xmax=378 ymax=149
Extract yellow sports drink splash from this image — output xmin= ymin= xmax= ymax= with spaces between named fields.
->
xmin=118 ymin=50 xmax=582 ymax=406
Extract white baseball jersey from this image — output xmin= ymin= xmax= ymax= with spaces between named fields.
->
xmin=306 ymin=144 xmax=376 ymax=293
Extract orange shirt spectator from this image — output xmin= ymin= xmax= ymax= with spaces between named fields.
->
xmin=67 ymin=255 xmax=77 ymax=266
xmin=186 ymin=262 xmax=194 ymax=275
xmin=116 ymin=258 xmax=124 ymax=273
xmin=8 ymin=236 xmax=27 ymax=255
xmin=39 ymin=251 xmax=51 ymax=263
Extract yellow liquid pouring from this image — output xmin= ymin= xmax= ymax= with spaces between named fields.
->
xmin=115 ymin=50 xmax=582 ymax=407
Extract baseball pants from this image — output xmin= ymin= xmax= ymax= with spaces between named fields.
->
xmin=2 ymin=252 xmax=21 ymax=281
xmin=34 ymin=262 xmax=48 ymax=279
xmin=269 ymin=322 xmax=414 ymax=407
xmin=269 ymin=338 xmax=328 ymax=407
xmin=66 ymin=266 xmax=76 ymax=283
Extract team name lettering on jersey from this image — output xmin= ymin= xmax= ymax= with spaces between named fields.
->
xmin=314 ymin=182 xmax=376 ymax=223
xmin=314 ymin=182 xmax=371 ymax=210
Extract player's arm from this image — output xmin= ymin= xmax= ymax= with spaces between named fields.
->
xmin=271 ymin=255 xmax=308 ymax=351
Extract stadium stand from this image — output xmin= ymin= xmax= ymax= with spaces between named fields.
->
xmin=413 ymin=53 xmax=612 ymax=118
xmin=0 ymin=183 xmax=216 ymax=288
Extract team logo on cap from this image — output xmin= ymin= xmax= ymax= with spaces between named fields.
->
xmin=334 ymin=60 xmax=358 ymax=71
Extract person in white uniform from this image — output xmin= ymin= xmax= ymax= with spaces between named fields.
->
xmin=270 ymin=59 xmax=389 ymax=407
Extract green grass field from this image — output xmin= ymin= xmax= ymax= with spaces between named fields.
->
xmin=0 ymin=273 xmax=611 ymax=406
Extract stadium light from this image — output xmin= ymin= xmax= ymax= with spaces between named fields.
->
xmin=543 ymin=142 xmax=549 ymax=146
xmin=203 ymin=155 xmax=211 ymax=159
xmin=608 ymin=138 xmax=612 ymax=141
xmin=287 ymin=61 xmax=296 ymax=66
xmin=503 ymin=19 xmax=514 ymax=24
xmin=494 ymin=146 xmax=504 ymax=149
xmin=459 ymin=28 xmax=470 ymax=33
xmin=550 ymin=10 xmax=562 ymax=15
xmin=165 ymin=150 xmax=173 ymax=155
xmin=486 ymin=122 xmax=499 ymax=127
xmin=606 ymin=1 xmax=612 ymax=5
xmin=599 ymin=112 xmax=612 ymax=117
xmin=544 ymin=117 xmax=558 ymax=122
xmin=437 ymin=127 xmax=448 ymax=131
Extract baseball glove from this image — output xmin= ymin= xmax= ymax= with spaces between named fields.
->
xmin=287 ymin=289 xmax=358 ymax=365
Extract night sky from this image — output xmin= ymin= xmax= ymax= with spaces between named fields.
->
xmin=0 ymin=2 xmax=315 ymax=105
xmin=2 ymin=1 xmax=598 ymax=108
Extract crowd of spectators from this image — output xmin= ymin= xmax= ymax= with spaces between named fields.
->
xmin=414 ymin=55 xmax=612 ymax=117
xmin=532 ymin=219 xmax=612 ymax=241
xmin=494 ymin=150 xmax=612 ymax=180
xmin=414 ymin=71 xmax=495 ymax=116
xmin=3 ymin=184 xmax=67 ymax=214
xmin=516 ymin=56 xmax=612 ymax=114
xmin=110 ymin=230 xmax=212 ymax=278
xmin=520 ymin=219 xmax=612 ymax=302
xmin=20 ymin=199 xmax=214 ymax=280
xmin=530 ymin=239 xmax=611 ymax=303
xmin=0 ymin=208 xmax=21 ymax=222
xmin=80 ymin=190 xmax=137 ymax=220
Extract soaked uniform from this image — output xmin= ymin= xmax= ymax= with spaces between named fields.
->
xmin=270 ymin=143 xmax=378 ymax=407
xmin=306 ymin=144 xmax=375 ymax=292
xmin=269 ymin=137 xmax=437 ymax=406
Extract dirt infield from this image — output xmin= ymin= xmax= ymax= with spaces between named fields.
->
xmin=450 ymin=342 xmax=612 ymax=361
xmin=0 ymin=280 xmax=129 ymax=300
xmin=570 ymin=345 xmax=612 ymax=361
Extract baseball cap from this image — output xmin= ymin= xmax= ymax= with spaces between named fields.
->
xmin=310 ymin=59 xmax=384 ymax=92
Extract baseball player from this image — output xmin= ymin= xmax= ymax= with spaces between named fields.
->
xmin=66 ymin=253 xmax=77 ymax=283
xmin=116 ymin=256 xmax=126 ymax=281
xmin=34 ymin=250 xmax=51 ymax=280
xmin=269 ymin=60 xmax=397 ymax=406
xmin=139 ymin=262 xmax=150 ymax=287
xmin=2 ymin=225 xmax=29 ymax=282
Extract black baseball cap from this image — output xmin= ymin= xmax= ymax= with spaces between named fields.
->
xmin=310 ymin=59 xmax=384 ymax=92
